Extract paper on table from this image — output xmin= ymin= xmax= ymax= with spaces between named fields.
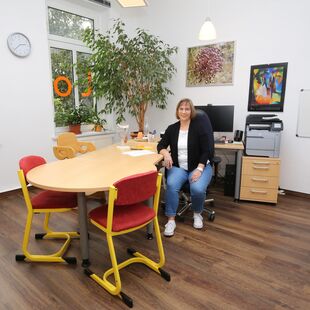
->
xmin=123 ymin=150 xmax=155 ymax=157
xmin=116 ymin=145 xmax=131 ymax=151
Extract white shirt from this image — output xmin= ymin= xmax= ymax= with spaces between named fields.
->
xmin=178 ymin=130 xmax=188 ymax=170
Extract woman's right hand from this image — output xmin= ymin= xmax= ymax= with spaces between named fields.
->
xmin=163 ymin=153 xmax=173 ymax=169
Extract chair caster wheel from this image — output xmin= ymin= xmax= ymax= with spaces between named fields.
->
xmin=208 ymin=213 xmax=215 ymax=222
xmin=176 ymin=215 xmax=185 ymax=222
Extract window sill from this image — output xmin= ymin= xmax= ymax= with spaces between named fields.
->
xmin=52 ymin=130 xmax=116 ymax=141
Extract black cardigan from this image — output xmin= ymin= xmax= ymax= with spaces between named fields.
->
xmin=157 ymin=113 xmax=214 ymax=172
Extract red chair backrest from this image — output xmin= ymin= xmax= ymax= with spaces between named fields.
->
xmin=113 ymin=171 xmax=158 ymax=206
xmin=19 ymin=156 xmax=46 ymax=177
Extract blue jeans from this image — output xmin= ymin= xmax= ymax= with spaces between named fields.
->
xmin=165 ymin=164 xmax=213 ymax=217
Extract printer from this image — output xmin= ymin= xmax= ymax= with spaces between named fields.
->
xmin=245 ymin=114 xmax=283 ymax=157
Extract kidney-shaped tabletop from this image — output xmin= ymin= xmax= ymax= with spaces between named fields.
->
xmin=27 ymin=144 xmax=163 ymax=193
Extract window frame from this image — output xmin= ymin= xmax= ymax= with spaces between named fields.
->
xmin=48 ymin=6 xmax=95 ymax=43
xmin=47 ymin=1 xmax=102 ymax=129
xmin=49 ymin=40 xmax=92 ymax=109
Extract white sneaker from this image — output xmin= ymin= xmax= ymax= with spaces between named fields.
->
xmin=164 ymin=220 xmax=176 ymax=237
xmin=193 ymin=213 xmax=203 ymax=229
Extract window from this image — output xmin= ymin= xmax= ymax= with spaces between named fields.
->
xmin=77 ymin=52 xmax=93 ymax=106
xmin=48 ymin=7 xmax=94 ymax=41
xmin=48 ymin=7 xmax=94 ymax=127
xmin=51 ymin=47 xmax=74 ymax=108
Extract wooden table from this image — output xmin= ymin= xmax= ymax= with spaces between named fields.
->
xmin=27 ymin=144 xmax=162 ymax=266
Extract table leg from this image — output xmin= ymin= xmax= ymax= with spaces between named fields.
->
xmin=234 ymin=149 xmax=243 ymax=201
xmin=77 ymin=192 xmax=90 ymax=267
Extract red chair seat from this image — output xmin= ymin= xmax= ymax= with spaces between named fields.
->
xmin=89 ymin=203 xmax=155 ymax=232
xmin=31 ymin=191 xmax=77 ymax=210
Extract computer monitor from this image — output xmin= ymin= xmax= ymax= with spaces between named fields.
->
xmin=195 ymin=105 xmax=234 ymax=132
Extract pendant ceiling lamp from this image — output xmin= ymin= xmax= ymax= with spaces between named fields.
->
xmin=116 ymin=0 xmax=148 ymax=7
xmin=198 ymin=0 xmax=216 ymax=41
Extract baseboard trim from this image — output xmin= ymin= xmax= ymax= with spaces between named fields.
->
xmin=283 ymin=189 xmax=310 ymax=199
xmin=0 ymin=188 xmax=22 ymax=199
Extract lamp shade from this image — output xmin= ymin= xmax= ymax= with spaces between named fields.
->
xmin=199 ymin=17 xmax=216 ymax=40
xmin=117 ymin=0 xmax=148 ymax=7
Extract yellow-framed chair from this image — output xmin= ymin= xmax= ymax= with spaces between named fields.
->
xmin=15 ymin=155 xmax=79 ymax=264
xmin=84 ymin=171 xmax=170 ymax=308
xmin=53 ymin=132 xmax=96 ymax=160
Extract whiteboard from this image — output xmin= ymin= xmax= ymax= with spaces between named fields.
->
xmin=296 ymin=89 xmax=310 ymax=138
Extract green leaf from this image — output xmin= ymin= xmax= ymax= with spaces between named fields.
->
xmin=80 ymin=19 xmax=178 ymax=129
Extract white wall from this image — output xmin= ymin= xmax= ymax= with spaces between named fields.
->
xmin=0 ymin=0 xmax=109 ymax=192
xmin=1 ymin=0 xmax=310 ymax=194
xmin=111 ymin=0 xmax=310 ymax=194
xmin=0 ymin=0 xmax=52 ymax=192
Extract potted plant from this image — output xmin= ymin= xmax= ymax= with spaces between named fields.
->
xmin=92 ymin=111 xmax=107 ymax=132
xmin=80 ymin=19 xmax=178 ymax=132
xmin=54 ymin=101 xmax=94 ymax=134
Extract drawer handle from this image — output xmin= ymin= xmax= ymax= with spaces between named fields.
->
xmin=251 ymin=177 xmax=268 ymax=182
xmin=250 ymin=189 xmax=267 ymax=194
xmin=253 ymin=161 xmax=270 ymax=165
xmin=253 ymin=166 xmax=269 ymax=170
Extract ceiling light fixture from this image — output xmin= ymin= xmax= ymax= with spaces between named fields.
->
xmin=199 ymin=17 xmax=216 ymax=40
xmin=116 ymin=0 xmax=148 ymax=7
xmin=198 ymin=0 xmax=216 ymax=41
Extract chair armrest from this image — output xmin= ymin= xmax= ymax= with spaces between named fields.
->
xmin=53 ymin=146 xmax=76 ymax=160
xmin=77 ymin=141 xmax=96 ymax=154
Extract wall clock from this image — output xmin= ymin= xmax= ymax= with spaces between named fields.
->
xmin=7 ymin=32 xmax=31 ymax=58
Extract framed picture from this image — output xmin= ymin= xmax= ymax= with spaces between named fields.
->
xmin=186 ymin=41 xmax=235 ymax=87
xmin=248 ymin=62 xmax=288 ymax=112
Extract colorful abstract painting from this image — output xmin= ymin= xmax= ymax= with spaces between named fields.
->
xmin=248 ymin=62 xmax=288 ymax=112
xmin=186 ymin=41 xmax=235 ymax=87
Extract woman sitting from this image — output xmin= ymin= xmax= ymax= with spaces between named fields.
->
xmin=157 ymin=98 xmax=214 ymax=237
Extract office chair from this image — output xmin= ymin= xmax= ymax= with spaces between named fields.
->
xmin=84 ymin=171 xmax=170 ymax=308
xmin=177 ymin=181 xmax=215 ymax=222
xmin=15 ymin=155 xmax=79 ymax=264
xmin=53 ymin=132 xmax=96 ymax=160
xmin=159 ymin=167 xmax=215 ymax=222
xmin=213 ymin=155 xmax=222 ymax=184
xmin=176 ymin=157 xmax=221 ymax=221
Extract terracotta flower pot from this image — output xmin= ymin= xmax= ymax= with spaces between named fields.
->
xmin=69 ymin=124 xmax=81 ymax=134
xmin=130 ymin=131 xmax=139 ymax=139
xmin=93 ymin=125 xmax=103 ymax=132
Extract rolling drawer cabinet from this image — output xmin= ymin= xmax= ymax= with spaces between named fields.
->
xmin=240 ymin=156 xmax=280 ymax=203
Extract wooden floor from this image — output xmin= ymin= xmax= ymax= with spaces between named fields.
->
xmin=0 ymin=186 xmax=309 ymax=310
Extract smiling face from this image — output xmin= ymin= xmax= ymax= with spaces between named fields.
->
xmin=178 ymin=101 xmax=192 ymax=122
xmin=175 ymin=98 xmax=196 ymax=121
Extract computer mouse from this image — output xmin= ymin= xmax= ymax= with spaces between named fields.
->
xmin=228 ymin=140 xmax=234 ymax=143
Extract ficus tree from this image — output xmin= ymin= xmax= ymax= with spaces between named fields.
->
xmin=81 ymin=19 xmax=178 ymax=131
